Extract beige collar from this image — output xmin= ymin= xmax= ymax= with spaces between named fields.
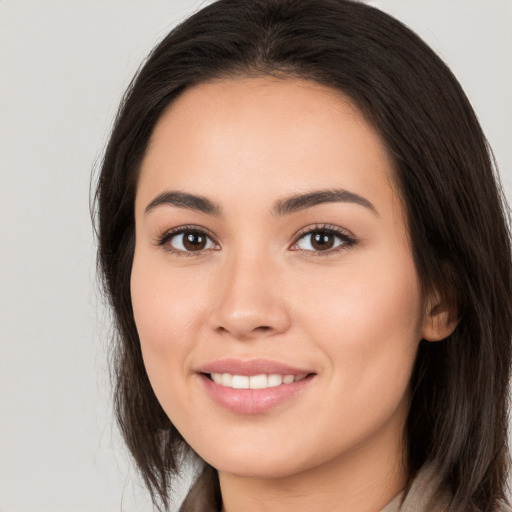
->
xmin=379 ymin=465 xmax=450 ymax=512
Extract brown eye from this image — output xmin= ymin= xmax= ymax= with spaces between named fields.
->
xmin=182 ymin=231 xmax=208 ymax=251
xmin=165 ymin=229 xmax=216 ymax=253
xmin=311 ymin=232 xmax=336 ymax=250
xmin=294 ymin=227 xmax=354 ymax=254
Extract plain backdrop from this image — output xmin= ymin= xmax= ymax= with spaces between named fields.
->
xmin=0 ymin=1 xmax=510 ymax=511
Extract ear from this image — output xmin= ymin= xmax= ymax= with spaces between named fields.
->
xmin=421 ymin=291 xmax=459 ymax=342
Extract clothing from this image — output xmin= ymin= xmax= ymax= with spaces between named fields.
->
xmin=379 ymin=464 xmax=450 ymax=512
xmin=205 ymin=463 xmax=512 ymax=511
xmin=379 ymin=464 xmax=512 ymax=512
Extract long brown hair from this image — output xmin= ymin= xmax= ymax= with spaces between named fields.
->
xmin=94 ymin=1 xmax=512 ymax=510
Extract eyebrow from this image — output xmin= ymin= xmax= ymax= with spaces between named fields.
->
xmin=144 ymin=188 xmax=378 ymax=217
xmin=145 ymin=191 xmax=222 ymax=216
xmin=272 ymin=189 xmax=378 ymax=216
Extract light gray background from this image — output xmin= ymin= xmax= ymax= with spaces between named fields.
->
xmin=0 ymin=1 xmax=510 ymax=511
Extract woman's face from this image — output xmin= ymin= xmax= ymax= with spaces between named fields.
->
xmin=131 ymin=77 xmax=429 ymax=482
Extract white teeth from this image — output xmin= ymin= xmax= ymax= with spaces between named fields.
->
xmin=267 ymin=374 xmax=283 ymax=387
xmin=232 ymin=375 xmax=250 ymax=389
xmin=211 ymin=373 xmax=222 ymax=384
xmin=249 ymin=374 xmax=267 ymax=389
xmin=209 ymin=372 xmax=308 ymax=389
xmin=221 ymin=373 xmax=233 ymax=386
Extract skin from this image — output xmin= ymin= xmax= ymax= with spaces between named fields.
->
xmin=131 ymin=77 xmax=455 ymax=512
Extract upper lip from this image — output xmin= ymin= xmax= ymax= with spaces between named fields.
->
xmin=197 ymin=358 xmax=314 ymax=377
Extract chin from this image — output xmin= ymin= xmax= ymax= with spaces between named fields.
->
xmin=214 ymin=458 xmax=303 ymax=480
xmin=196 ymin=440 xmax=317 ymax=480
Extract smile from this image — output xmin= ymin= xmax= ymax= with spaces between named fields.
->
xmin=197 ymin=358 xmax=316 ymax=413
xmin=208 ymin=372 xmax=309 ymax=389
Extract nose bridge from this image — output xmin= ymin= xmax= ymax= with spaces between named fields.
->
xmin=209 ymin=242 xmax=290 ymax=339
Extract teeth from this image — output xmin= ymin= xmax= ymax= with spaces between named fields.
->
xmin=209 ymin=372 xmax=308 ymax=389
xmin=221 ymin=373 xmax=233 ymax=386
xmin=232 ymin=375 xmax=250 ymax=389
xmin=249 ymin=374 xmax=267 ymax=389
xmin=267 ymin=374 xmax=283 ymax=387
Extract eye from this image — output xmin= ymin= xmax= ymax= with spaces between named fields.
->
xmin=291 ymin=225 xmax=356 ymax=254
xmin=157 ymin=226 xmax=218 ymax=255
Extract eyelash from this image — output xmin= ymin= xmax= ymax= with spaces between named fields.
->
xmin=156 ymin=223 xmax=357 ymax=258
xmin=291 ymin=223 xmax=357 ymax=256
xmin=156 ymin=225 xmax=218 ymax=258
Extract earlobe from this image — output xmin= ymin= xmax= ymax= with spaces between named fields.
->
xmin=421 ymin=296 xmax=459 ymax=342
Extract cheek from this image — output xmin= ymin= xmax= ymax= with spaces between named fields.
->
xmin=297 ymin=253 xmax=423 ymax=396
xmin=339 ymin=266 xmax=421 ymax=345
xmin=130 ymin=264 xmax=204 ymax=441
xmin=129 ymin=251 xmax=205 ymax=403
xmin=131 ymin=250 xmax=206 ymax=346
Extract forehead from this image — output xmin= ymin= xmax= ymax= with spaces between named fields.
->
xmin=137 ymin=77 xmax=399 ymax=218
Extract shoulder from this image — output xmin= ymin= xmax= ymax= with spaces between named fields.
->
xmin=379 ymin=464 xmax=450 ymax=512
xmin=380 ymin=465 xmax=512 ymax=512
xmin=497 ymin=501 xmax=512 ymax=512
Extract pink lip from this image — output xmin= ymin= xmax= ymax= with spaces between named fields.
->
xmin=197 ymin=358 xmax=313 ymax=376
xmin=196 ymin=358 xmax=316 ymax=414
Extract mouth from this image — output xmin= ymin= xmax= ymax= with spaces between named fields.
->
xmin=203 ymin=372 xmax=312 ymax=389
xmin=196 ymin=360 xmax=317 ymax=414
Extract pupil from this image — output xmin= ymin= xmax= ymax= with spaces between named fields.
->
xmin=312 ymin=232 xmax=334 ymax=250
xmin=183 ymin=232 xmax=206 ymax=251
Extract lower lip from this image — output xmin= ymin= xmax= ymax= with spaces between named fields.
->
xmin=198 ymin=374 xmax=315 ymax=414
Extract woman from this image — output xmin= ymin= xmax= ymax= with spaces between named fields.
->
xmin=94 ymin=0 xmax=512 ymax=510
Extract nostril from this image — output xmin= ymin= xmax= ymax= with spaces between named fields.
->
xmin=210 ymin=304 xmax=291 ymax=339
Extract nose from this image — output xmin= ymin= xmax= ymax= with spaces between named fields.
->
xmin=208 ymin=252 xmax=291 ymax=340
